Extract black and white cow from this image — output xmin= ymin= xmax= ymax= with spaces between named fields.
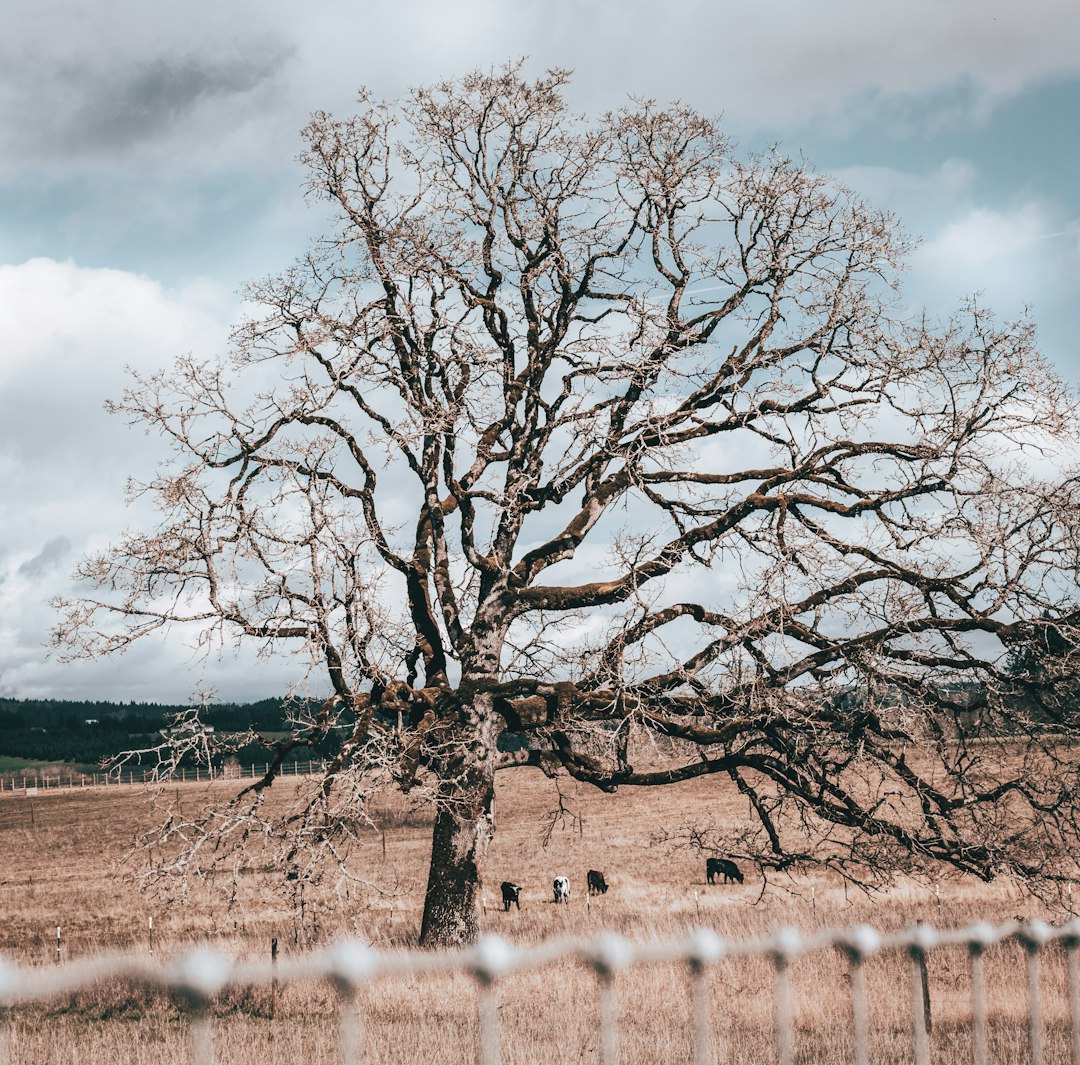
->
xmin=500 ymin=881 xmax=522 ymax=911
xmin=553 ymin=875 xmax=570 ymax=903
xmin=706 ymin=857 xmax=744 ymax=884
xmin=587 ymin=869 xmax=609 ymax=895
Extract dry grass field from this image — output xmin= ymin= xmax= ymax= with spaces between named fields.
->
xmin=0 ymin=768 xmax=1072 ymax=1063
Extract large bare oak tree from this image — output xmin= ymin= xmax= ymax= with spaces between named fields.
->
xmin=55 ymin=67 xmax=1080 ymax=946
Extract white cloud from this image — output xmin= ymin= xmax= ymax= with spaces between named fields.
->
xmin=937 ymin=159 xmax=979 ymax=197
xmin=822 ymin=162 xmax=1079 ymax=367
xmin=923 ymin=204 xmax=1049 ymax=269
xmin=0 ymin=258 xmax=231 ymax=381
xmin=0 ymin=258 xmax=253 ymax=700
xmin=832 ymin=159 xmax=982 ymax=213
xmin=912 ymin=203 xmax=1059 ymax=309
xmin=0 ymin=258 xmax=235 ymax=513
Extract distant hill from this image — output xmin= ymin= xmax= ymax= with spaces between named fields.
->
xmin=0 ymin=697 xmax=310 ymax=766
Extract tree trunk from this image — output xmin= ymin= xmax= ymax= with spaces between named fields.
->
xmin=419 ymin=771 xmax=495 ymax=947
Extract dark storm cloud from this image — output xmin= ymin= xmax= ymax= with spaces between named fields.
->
xmin=2 ymin=40 xmax=291 ymax=161
xmin=71 ymin=48 xmax=289 ymax=152
xmin=17 ymin=536 xmax=72 ymax=580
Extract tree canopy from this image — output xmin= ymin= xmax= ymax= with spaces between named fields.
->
xmin=55 ymin=65 xmax=1080 ymax=945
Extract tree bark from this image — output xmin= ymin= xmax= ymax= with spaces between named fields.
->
xmin=419 ymin=769 xmax=495 ymax=947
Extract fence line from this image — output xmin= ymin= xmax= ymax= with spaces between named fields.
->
xmin=0 ymin=918 xmax=1077 ymax=1064
xmin=0 ymin=760 xmax=324 ymax=795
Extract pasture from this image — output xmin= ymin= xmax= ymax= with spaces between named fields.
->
xmin=0 ymin=768 xmax=1071 ymax=1063
xmin=0 ymin=755 xmax=53 ymax=774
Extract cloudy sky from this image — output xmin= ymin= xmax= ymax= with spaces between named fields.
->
xmin=1 ymin=0 xmax=1078 ymax=703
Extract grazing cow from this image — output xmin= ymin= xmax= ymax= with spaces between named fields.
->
xmin=587 ymin=869 xmax=609 ymax=896
xmin=500 ymin=881 xmax=522 ymax=911
xmin=553 ymin=875 xmax=570 ymax=903
xmin=706 ymin=857 xmax=744 ymax=885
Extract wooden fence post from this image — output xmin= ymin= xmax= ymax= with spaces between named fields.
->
xmin=916 ymin=919 xmax=932 ymax=1035
xmin=271 ymin=938 xmax=279 ymax=1018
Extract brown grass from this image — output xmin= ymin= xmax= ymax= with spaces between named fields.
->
xmin=0 ymin=768 xmax=1071 ymax=1062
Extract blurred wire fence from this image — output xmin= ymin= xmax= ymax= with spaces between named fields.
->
xmin=0 ymin=918 xmax=1077 ymax=1065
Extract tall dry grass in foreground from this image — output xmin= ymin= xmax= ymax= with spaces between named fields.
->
xmin=0 ymin=768 xmax=1072 ymax=1062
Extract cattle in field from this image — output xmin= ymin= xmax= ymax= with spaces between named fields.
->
xmin=500 ymin=881 xmax=522 ymax=911
xmin=706 ymin=857 xmax=744 ymax=884
xmin=553 ymin=875 xmax=570 ymax=903
xmin=587 ymin=869 xmax=609 ymax=895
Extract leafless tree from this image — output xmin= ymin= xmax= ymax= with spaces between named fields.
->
xmin=53 ymin=65 xmax=1080 ymax=946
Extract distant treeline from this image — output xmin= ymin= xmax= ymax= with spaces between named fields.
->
xmin=0 ymin=697 xmax=324 ymax=766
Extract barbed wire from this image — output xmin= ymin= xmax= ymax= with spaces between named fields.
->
xmin=1 ymin=918 xmax=1078 ymax=1065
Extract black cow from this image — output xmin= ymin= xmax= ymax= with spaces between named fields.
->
xmin=706 ymin=857 xmax=744 ymax=884
xmin=500 ymin=881 xmax=522 ymax=911
xmin=587 ymin=869 xmax=609 ymax=895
